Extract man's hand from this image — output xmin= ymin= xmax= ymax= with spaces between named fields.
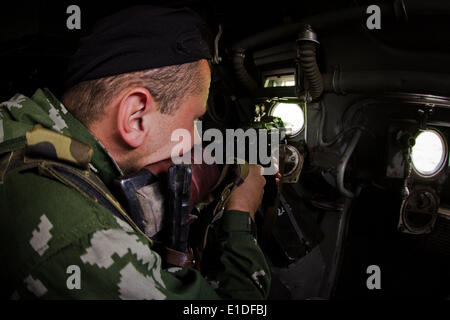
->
xmin=225 ymin=164 xmax=266 ymax=220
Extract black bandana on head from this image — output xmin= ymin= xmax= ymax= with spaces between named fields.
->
xmin=64 ymin=5 xmax=211 ymax=89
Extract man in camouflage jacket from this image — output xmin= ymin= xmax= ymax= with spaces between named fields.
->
xmin=0 ymin=6 xmax=271 ymax=300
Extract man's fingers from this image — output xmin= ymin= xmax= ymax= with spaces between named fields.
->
xmin=253 ymin=164 xmax=264 ymax=176
xmin=250 ymin=165 xmax=266 ymax=186
xmin=275 ymin=172 xmax=282 ymax=185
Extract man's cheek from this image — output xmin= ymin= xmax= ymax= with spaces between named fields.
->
xmin=169 ymin=127 xmax=194 ymax=160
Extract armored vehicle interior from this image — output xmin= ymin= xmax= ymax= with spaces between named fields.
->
xmin=1 ymin=0 xmax=450 ymax=299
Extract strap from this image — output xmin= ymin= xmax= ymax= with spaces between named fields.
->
xmin=211 ymin=162 xmax=250 ymax=219
xmin=0 ymin=150 xmax=154 ymax=246
xmin=164 ymin=247 xmax=196 ymax=268
xmin=261 ymin=144 xmax=286 ymax=246
xmin=202 ymin=161 xmax=250 ymax=249
xmin=0 ymin=136 xmax=27 ymax=156
xmin=210 ymin=160 xmax=250 ymax=192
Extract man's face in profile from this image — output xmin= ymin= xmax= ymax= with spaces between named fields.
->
xmin=136 ymin=59 xmax=211 ymax=168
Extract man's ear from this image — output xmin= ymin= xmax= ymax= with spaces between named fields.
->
xmin=117 ymin=87 xmax=155 ymax=148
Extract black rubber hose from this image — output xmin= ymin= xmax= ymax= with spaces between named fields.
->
xmin=298 ymin=42 xmax=323 ymax=100
xmin=232 ymin=49 xmax=258 ymax=91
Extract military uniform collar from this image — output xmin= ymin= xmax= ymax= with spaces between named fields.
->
xmin=40 ymin=88 xmax=123 ymax=187
xmin=0 ymin=88 xmax=123 ymax=188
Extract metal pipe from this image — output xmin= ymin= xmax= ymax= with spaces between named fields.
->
xmin=323 ymin=70 xmax=450 ymax=96
xmin=231 ymin=2 xmax=398 ymax=51
xmin=336 ymin=129 xmax=362 ymax=198
xmin=231 ymin=0 xmax=450 ymax=91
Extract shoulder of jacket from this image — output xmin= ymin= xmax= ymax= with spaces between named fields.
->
xmin=0 ymin=169 xmax=125 ymax=277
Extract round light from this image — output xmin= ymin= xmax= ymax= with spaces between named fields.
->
xmin=411 ymin=130 xmax=447 ymax=177
xmin=270 ymin=103 xmax=304 ymax=136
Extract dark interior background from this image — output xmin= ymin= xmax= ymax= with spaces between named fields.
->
xmin=2 ymin=0 xmax=450 ymax=299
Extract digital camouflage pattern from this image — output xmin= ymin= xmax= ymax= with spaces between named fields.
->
xmin=0 ymin=88 xmax=271 ymax=299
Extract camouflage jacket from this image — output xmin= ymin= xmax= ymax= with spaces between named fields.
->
xmin=0 ymin=88 xmax=271 ymax=300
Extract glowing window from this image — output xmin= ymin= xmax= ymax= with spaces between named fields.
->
xmin=270 ymin=103 xmax=304 ymax=136
xmin=411 ymin=130 xmax=447 ymax=177
xmin=264 ymin=74 xmax=295 ymax=87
